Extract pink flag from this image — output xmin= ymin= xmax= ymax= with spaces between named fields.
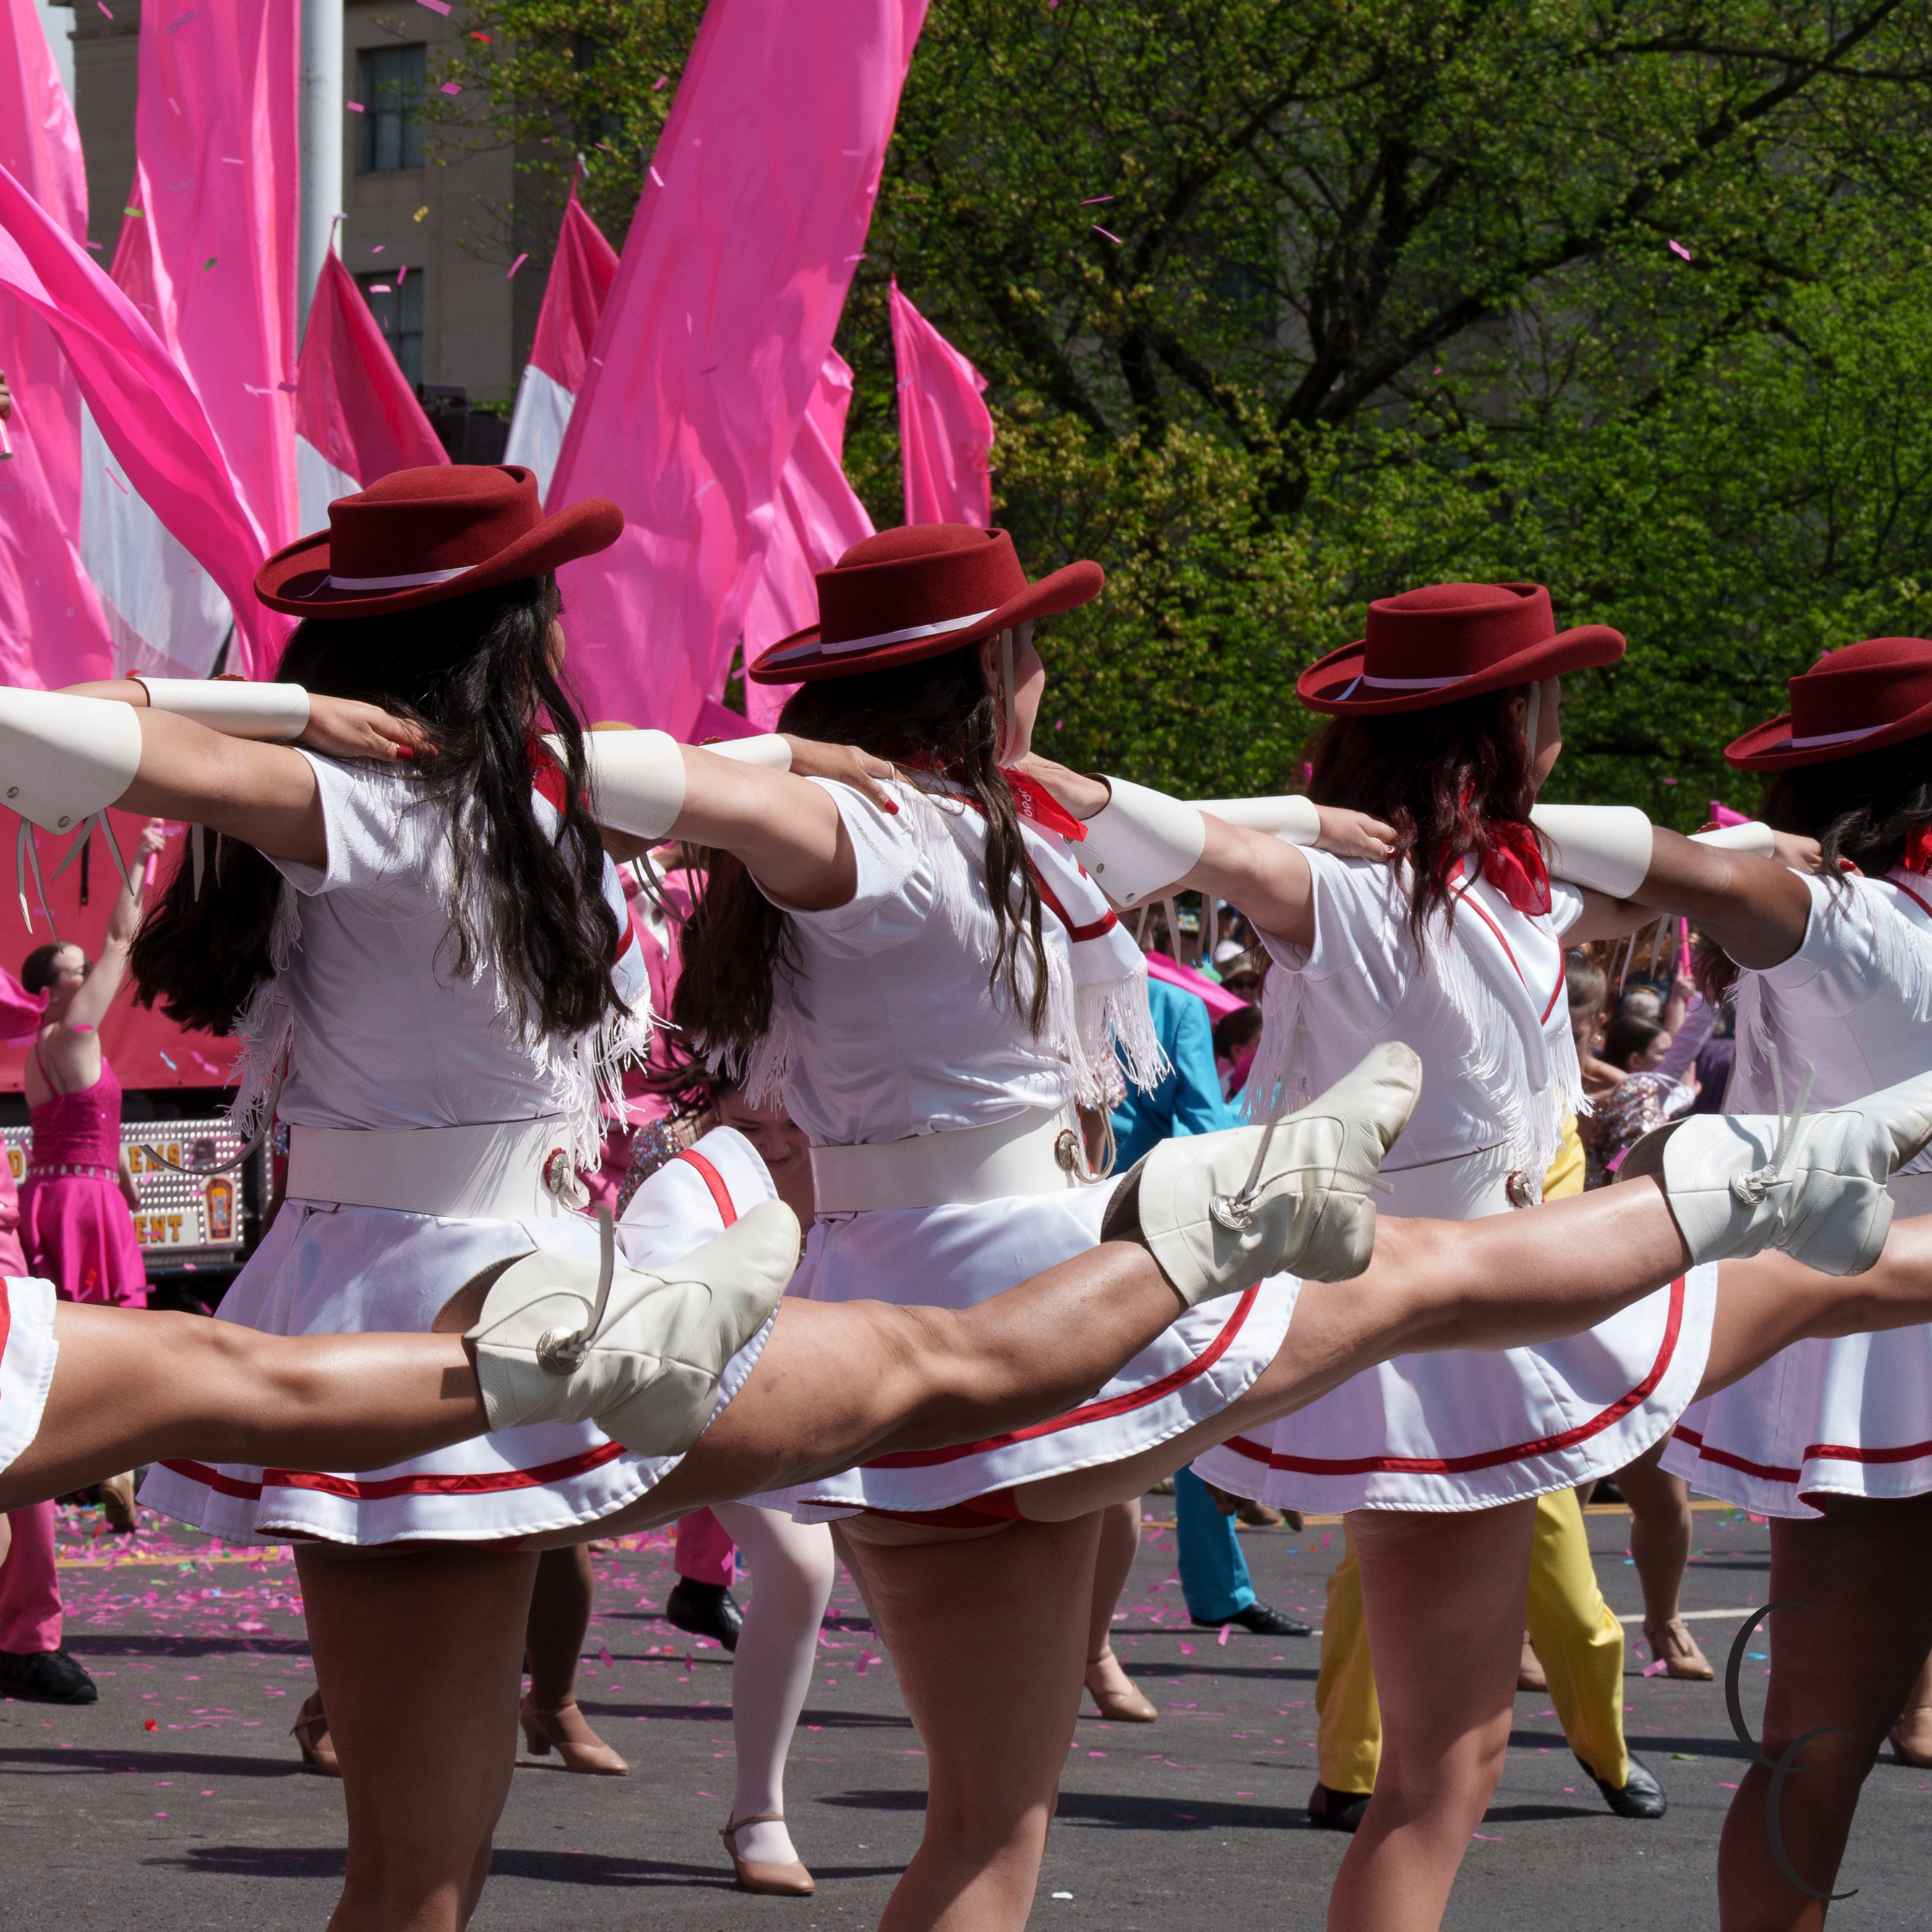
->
xmin=889 ymin=277 xmax=992 ymax=527
xmin=1708 ymin=800 xmax=1748 ymax=826
xmin=138 ymin=0 xmax=301 ymax=576
xmin=505 ymin=184 xmax=620 ymax=498
xmin=548 ymin=0 xmax=928 ymax=739
xmin=739 ymin=349 xmax=875 ymax=728
xmin=0 ymin=160 xmax=268 ymax=662
xmin=0 ymin=0 xmax=114 ymax=690
xmin=296 ymin=251 xmax=447 ymax=530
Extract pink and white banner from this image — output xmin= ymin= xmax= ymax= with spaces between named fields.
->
xmin=296 ymin=250 xmax=447 ymax=529
xmin=738 ymin=349 xmax=874 ymax=727
xmin=889 ymin=277 xmax=992 ymax=527
xmin=0 ymin=162 xmax=268 ymax=664
xmin=505 ymin=185 xmax=619 ymax=499
xmin=548 ymin=0 xmax=928 ymax=739
xmin=0 ymin=0 xmax=113 ymax=690
xmin=137 ymin=0 xmax=301 ymax=576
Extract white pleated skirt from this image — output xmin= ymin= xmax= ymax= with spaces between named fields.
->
xmin=1664 ymin=1171 xmax=1932 ymax=1517
xmin=766 ymin=1182 xmax=1298 ymax=1519
xmin=140 ymin=1128 xmax=778 ymax=1548
xmin=0 ymin=1276 xmax=59 ymax=1481
xmin=1191 ymin=1147 xmax=1720 ymax=1514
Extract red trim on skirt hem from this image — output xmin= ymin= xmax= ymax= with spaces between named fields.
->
xmin=1671 ymin=1420 xmax=1932 ymax=1484
xmin=1219 ymin=1276 xmax=1686 ymax=1477
xmin=158 ymin=1437 xmax=632 ymax=1504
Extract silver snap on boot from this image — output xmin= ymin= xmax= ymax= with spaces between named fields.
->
xmin=1103 ymin=1042 xmax=1422 ymax=1305
xmin=465 ymin=1200 xmax=802 ymax=1455
xmin=1623 ymin=1063 xmax=1932 ymax=1276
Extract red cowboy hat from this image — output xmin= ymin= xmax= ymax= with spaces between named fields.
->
xmin=747 ymin=525 xmax=1104 ymax=684
xmin=1296 ymin=581 xmax=1625 ymax=716
xmin=1727 ymin=637 xmax=1932 ymax=770
xmin=256 ymin=465 xmax=622 ymax=619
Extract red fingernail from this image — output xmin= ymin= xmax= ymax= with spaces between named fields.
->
xmin=395 ymin=744 xmax=414 ymax=759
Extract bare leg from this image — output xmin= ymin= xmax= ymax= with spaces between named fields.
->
xmin=1326 ymin=1504 xmax=1537 ymax=1932
xmin=1889 ymin=1643 xmax=1932 ymax=1764
xmin=1 ymin=1304 xmax=485 ymax=1510
xmin=838 ymin=1513 xmax=1104 ymax=1932
xmin=1717 ymin=1496 xmax=1932 ymax=1931
xmin=300 ymin=1544 xmax=539 ymax=1932
xmin=521 ymin=1546 xmax=627 ymax=1772
xmin=1083 ymin=1498 xmax=1149 ymax=1714
xmin=1615 ymin=1438 xmax=1712 ymax=1678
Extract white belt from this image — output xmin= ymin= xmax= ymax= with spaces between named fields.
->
xmin=810 ymin=1108 xmax=1093 ymax=1215
xmin=1378 ymin=1142 xmax=1537 ymax=1220
xmin=285 ymin=1118 xmax=582 ymax=1220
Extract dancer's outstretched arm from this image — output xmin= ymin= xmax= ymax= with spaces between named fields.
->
xmin=0 ymin=1304 xmax=487 ymax=1513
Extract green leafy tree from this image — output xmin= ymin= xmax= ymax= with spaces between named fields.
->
xmin=432 ymin=1 xmax=1932 ymax=812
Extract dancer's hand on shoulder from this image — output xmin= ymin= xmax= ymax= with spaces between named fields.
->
xmin=1006 ymin=754 xmax=1111 ymax=820
xmin=781 ymin=735 xmax=902 ymax=813
xmin=1314 ymin=805 xmax=1396 ymax=861
xmin=299 ymin=697 xmax=431 ymax=765
xmin=1772 ymin=830 xmax=1824 ymax=875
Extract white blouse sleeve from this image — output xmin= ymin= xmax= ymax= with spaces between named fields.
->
xmin=757 ymin=778 xmax=939 ymax=959
xmin=1257 ymin=850 xmax=1412 ymax=1019
xmin=264 ymin=752 xmax=439 ymax=902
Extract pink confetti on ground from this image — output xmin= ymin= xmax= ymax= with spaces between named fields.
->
xmin=506 ymin=253 xmax=528 ymax=278
xmin=1472 ymin=1832 xmax=1502 ymax=1842
xmin=1217 ymin=1625 xmax=1232 ymax=1647
xmin=1642 ymin=1658 xmax=1669 ymax=1677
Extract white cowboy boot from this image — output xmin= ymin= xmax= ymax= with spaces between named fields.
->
xmin=1623 ymin=1068 xmax=1932 ymax=1275
xmin=1102 ymin=1042 xmax=1423 ymax=1303
xmin=464 ymin=1200 xmax=801 ymax=1455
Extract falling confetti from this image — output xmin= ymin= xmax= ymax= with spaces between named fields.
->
xmin=345 ymin=100 xmax=364 ymax=113
xmin=370 ymin=243 xmax=385 ymax=254
xmin=1092 ymin=224 xmax=1124 ymax=244
xmin=413 ymin=205 xmax=429 ymax=222
xmin=398 ymin=265 xmax=408 ymax=285
xmin=441 ymin=82 xmax=463 ymax=96
xmin=650 ymin=166 xmax=666 ymax=187
xmin=369 ymin=284 xmax=392 ymax=294
xmin=1081 ymin=195 xmax=1115 ymax=205
xmin=98 ymin=1 xmax=112 ymax=14
xmin=506 ymin=253 xmax=528 ymax=278
xmin=416 ymin=0 xmax=452 ymax=12
xmin=471 ymin=29 xmax=492 ymax=40
xmin=654 ymin=74 xmax=669 ymax=90
xmin=202 ymin=257 xmax=217 ymax=270
xmin=1668 ymin=239 xmax=1692 ymax=261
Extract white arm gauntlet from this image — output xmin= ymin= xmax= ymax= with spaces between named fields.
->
xmin=698 ymin=734 xmax=792 ymax=771
xmin=136 ymin=676 xmax=310 ymax=742
xmin=1081 ymin=777 xmax=1206 ymax=908
xmin=1529 ymin=803 xmax=1654 ymax=898
xmin=1190 ymin=795 xmax=1321 ymax=846
xmin=1688 ymin=820 xmax=1777 ymax=859
xmin=572 ymin=729 xmax=688 ymax=841
xmin=0 ymin=687 xmax=143 ymax=831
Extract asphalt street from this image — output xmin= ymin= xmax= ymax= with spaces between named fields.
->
xmin=1 ymin=1498 xmax=1926 ymax=1929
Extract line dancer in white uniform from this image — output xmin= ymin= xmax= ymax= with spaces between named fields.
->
xmin=9 ymin=484 xmax=1928 ymax=1932
xmin=1011 ymin=581 xmax=1812 ymax=1931
xmin=1537 ymin=637 xmax=1932 ymax=1925
xmin=674 ymin=536 xmax=1932 ymax=1932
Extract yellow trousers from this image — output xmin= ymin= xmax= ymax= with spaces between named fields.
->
xmin=1315 ymin=1485 xmax=1628 ymax=1794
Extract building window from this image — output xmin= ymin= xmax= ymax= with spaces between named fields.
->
xmin=359 ymin=271 xmax=424 ymax=387
xmin=357 ymin=44 xmax=426 ymax=173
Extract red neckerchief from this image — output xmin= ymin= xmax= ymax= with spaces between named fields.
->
xmin=527 ymin=734 xmax=569 ymax=814
xmin=1902 ymin=826 xmax=1932 ymax=875
xmin=1003 ymin=769 xmax=1089 ymax=843
xmin=1477 ymin=820 xmax=1552 ymax=916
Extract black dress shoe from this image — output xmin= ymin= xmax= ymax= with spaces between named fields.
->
xmin=1190 ymin=1600 xmax=1313 ymax=1638
xmin=664 ymin=1579 xmax=743 ymax=1653
xmin=1307 ymin=1782 xmax=1370 ymax=1832
xmin=0 ymin=1647 xmax=98 ymax=1704
xmin=1579 ymin=1749 xmax=1667 ymax=1819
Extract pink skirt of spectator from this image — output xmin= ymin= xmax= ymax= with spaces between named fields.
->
xmin=19 ymin=1173 xmax=147 ymax=1307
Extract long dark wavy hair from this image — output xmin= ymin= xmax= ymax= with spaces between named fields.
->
xmin=1693 ymin=733 xmax=1932 ymax=1001
xmin=673 ymin=643 xmax=1049 ymax=1061
xmin=131 ymin=574 xmax=623 ymax=1040
xmin=1307 ymin=687 xmax=1540 ymax=946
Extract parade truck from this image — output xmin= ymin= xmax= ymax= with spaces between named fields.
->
xmin=0 ymin=811 xmax=271 ymax=1313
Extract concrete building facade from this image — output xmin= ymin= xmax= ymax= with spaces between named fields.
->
xmin=50 ymin=0 xmax=539 ymax=424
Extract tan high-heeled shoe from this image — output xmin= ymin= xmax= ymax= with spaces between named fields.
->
xmin=290 ymin=1691 xmax=341 ymax=1777
xmin=1085 ymin=1654 xmax=1158 ymax=1723
xmin=1890 ymin=1706 xmax=1932 ymax=1767
xmin=519 ymin=1695 xmax=630 ymax=1776
xmin=98 ymin=1471 xmax=137 ymax=1534
xmin=1643 ymin=1618 xmax=1716 ymax=1682
xmin=720 ymin=1813 xmax=815 ymax=1896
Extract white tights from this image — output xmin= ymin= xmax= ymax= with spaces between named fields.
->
xmin=712 ymin=1500 xmax=837 ymax=1869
